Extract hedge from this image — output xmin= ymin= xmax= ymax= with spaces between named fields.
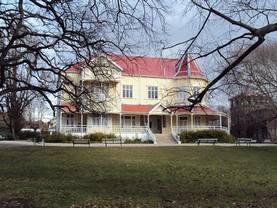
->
xmin=83 ymin=132 xmax=116 ymax=143
xmin=179 ymin=130 xmax=235 ymax=143
xmin=44 ymin=133 xmax=79 ymax=143
xmin=124 ymin=138 xmax=154 ymax=144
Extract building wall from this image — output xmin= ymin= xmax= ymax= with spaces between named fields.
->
xmin=118 ymin=75 xmax=208 ymax=106
xmin=64 ymin=56 xmax=209 ymax=112
xmin=230 ymin=94 xmax=276 ymax=142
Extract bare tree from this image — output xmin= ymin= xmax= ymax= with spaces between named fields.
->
xmin=224 ymin=42 xmax=277 ymax=106
xmin=24 ymin=96 xmax=50 ymax=122
xmin=0 ymin=64 xmax=37 ymax=137
xmin=164 ymin=0 xmax=277 ymax=111
xmin=0 ymin=0 xmax=167 ymax=114
xmin=224 ymin=43 xmax=277 ymax=124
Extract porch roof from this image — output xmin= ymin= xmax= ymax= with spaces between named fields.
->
xmin=121 ymin=104 xmax=155 ymax=113
xmin=61 ymin=102 xmax=77 ymax=112
xmin=172 ymin=106 xmax=217 ymax=114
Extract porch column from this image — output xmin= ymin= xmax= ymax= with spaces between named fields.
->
xmin=228 ymin=117 xmax=230 ymax=133
xmin=175 ymin=115 xmax=178 ymax=132
xmin=147 ymin=114 xmax=150 ymax=129
xmin=191 ymin=114 xmax=194 ymax=130
xmin=100 ymin=114 xmax=103 ymax=131
xmin=81 ymin=112 xmax=83 ymax=137
xmin=170 ymin=113 xmax=173 ymax=131
xmin=119 ymin=113 xmax=122 ymax=138
xmin=59 ymin=112 xmax=63 ymax=133
xmin=219 ymin=114 xmax=222 ymax=130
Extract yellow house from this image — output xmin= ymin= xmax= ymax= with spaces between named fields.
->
xmin=58 ymin=54 xmax=229 ymax=144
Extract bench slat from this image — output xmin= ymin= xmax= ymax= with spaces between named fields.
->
xmin=236 ymin=138 xmax=252 ymax=146
xmin=73 ymin=139 xmax=90 ymax=146
xmin=197 ymin=138 xmax=218 ymax=145
xmin=104 ymin=138 xmax=122 ymax=147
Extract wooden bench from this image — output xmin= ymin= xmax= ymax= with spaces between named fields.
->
xmin=103 ymin=138 xmax=122 ymax=147
xmin=197 ymin=138 xmax=218 ymax=145
xmin=236 ymin=138 xmax=252 ymax=146
xmin=73 ymin=139 xmax=90 ymax=146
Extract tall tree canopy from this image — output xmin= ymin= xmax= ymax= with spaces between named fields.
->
xmin=0 ymin=0 xmax=167 ymax=113
xmin=165 ymin=0 xmax=277 ymax=110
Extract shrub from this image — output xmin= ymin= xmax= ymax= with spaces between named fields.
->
xmin=44 ymin=133 xmax=79 ymax=143
xmin=180 ymin=130 xmax=235 ymax=143
xmin=124 ymin=138 xmax=142 ymax=144
xmin=83 ymin=132 xmax=116 ymax=143
xmin=123 ymin=138 xmax=154 ymax=144
xmin=18 ymin=131 xmax=39 ymax=140
xmin=5 ymin=134 xmax=15 ymax=140
xmin=143 ymin=139 xmax=154 ymax=144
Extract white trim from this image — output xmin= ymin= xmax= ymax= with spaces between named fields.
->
xmin=148 ymin=103 xmax=171 ymax=114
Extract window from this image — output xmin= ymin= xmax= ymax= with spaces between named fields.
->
xmin=91 ymin=82 xmax=108 ymax=102
xmin=92 ymin=114 xmax=108 ymax=126
xmin=148 ymin=86 xmax=158 ymax=99
xmin=179 ymin=116 xmax=188 ymax=126
xmin=194 ymin=116 xmax=201 ymax=126
xmin=123 ymin=85 xmax=133 ymax=98
xmin=121 ymin=115 xmax=136 ymax=127
xmin=66 ymin=114 xmax=74 ymax=126
xmin=193 ymin=86 xmax=200 ymax=96
xmin=92 ymin=115 xmax=101 ymax=126
xmin=179 ymin=87 xmax=186 ymax=101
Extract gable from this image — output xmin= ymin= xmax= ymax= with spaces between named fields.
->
xmin=82 ymin=55 xmax=122 ymax=82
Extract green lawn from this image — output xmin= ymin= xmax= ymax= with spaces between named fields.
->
xmin=0 ymin=146 xmax=277 ymax=208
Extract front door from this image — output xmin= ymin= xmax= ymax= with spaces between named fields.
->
xmin=149 ymin=116 xmax=162 ymax=133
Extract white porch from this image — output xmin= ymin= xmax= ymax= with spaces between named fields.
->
xmin=59 ymin=110 xmax=230 ymax=144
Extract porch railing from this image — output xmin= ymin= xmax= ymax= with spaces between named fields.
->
xmin=171 ymin=128 xmax=181 ymax=144
xmin=112 ymin=126 xmax=147 ymax=134
xmin=147 ymin=128 xmax=157 ymax=144
xmin=60 ymin=125 xmax=147 ymax=134
xmin=62 ymin=126 xmax=87 ymax=134
xmin=61 ymin=125 xmax=229 ymax=136
xmin=173 ymin=125 xmax=229 ymax=134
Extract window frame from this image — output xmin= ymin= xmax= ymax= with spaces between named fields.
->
xmin=148 ymin=86 xmax=158 ymax=99
xmin=122 ymin=85 xmax=133 ymax=98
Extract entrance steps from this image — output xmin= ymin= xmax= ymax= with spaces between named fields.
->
xmin=155 ymin=134 xmax=177 ymax=144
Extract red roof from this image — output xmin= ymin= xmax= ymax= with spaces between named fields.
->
xmin=121 ymin=104 xmax=215 ymax=114
xmin=108 ymin=55 xmax=177 ymax=77
xmin=175 ymin=54 xmax=204 ymax=77
xmin=67 ymin=54 xmax=205 ymax=78
xmin=121 ymin=104 xmax=155 ymax=113
xmin=175 ymin=106 xmax=216 ymax=114
xmin=60 ymin=102 xmax=77 ymax=112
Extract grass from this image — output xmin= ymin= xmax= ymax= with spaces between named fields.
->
xmin=0 ymin=146 xmax=277 ymax=207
